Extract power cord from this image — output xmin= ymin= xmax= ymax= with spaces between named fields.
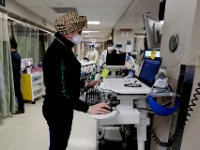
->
xmin=151 ymin=82 xmax=200 ymax=147
xmin=186 ymin=82 xmax=200 ymax=121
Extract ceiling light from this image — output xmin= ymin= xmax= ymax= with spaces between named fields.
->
xmin=145 ymin=11 xmax=151 ymax=14
xmin=87 ymin=21 xmax=100 ymax=25
xmin=160 ymin=20 xmax=164 ymax=24
xmin=82 ymin=31 xmax=100 ymax=33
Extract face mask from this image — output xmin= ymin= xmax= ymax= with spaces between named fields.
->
xmin=108 ymin=47 xmax=114 ymax=51
xmin=72 ymin=34 xmax=82 ymax=45
xmin=90 ymin=47 xmax=94 ymax=51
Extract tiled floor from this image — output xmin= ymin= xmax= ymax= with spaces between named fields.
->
xmin=0 ymin=99 xmax=97 ymax=150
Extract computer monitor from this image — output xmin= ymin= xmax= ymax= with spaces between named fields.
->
xmin=138 ymin=58 xmax=161 ymax=87
xmin=115 ymin=44 xmax=125 ymax=52
xmin=143 ymin=15 xmax=163 ymax=49
xmin=144 ymin=49 xmax=161 ymax=58
xmin=21 ymin=58 xmax=33 ymax=71
xmin=116 ymin=44 xmax=122 ymax=49
xmin=106 ymin=50 xmax=126 ymax=66
xmin=159 ymin=0 xmax=166 ymax=20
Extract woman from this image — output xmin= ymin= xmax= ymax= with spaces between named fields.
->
xmin=42 ymin=12 xmax=110 ymax=150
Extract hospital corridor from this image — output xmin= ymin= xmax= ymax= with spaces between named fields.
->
xmin=1 ymin=0 xmax=200 ymax=150
xmin=0 ymin=99 xmax=97 ymax=150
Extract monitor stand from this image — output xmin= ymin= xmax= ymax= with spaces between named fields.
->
xmin=105 ymin=65 xmax=125 ymax=78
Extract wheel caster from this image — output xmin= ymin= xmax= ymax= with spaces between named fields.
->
xmin=122 ymin=142 xmax=128 ymax=149
xmin=98 ymin=139 xmax=106 ymax=149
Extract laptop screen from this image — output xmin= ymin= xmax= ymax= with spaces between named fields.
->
xmin=138 ymin=58 xmax=161 ymax=87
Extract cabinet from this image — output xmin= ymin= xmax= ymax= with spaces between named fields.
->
xmin=80 ymin=61 xmax=96 ymax=80
xmin=21 ymin=72 xmax=44 ymax=104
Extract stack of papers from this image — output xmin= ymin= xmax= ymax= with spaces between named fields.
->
xmin=91 ymin=110 xmax=119 ymax=120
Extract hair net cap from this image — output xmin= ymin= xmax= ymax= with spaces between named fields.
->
xmin=55 ymin=12 xmax=87 ymax=35
xmin=107 ymin=40 xmax=114 ymax=46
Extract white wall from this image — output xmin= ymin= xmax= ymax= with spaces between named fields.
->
xmin=160 ymin=0 xmax=200 ymax=149
xmin=161 ymin=0 xmax=197 ymax=84
xmin=1 ymin=0 xmax=55 ymax=31
xmin=180 ymin=0 xmax=200 ymax=149
xmin=113 ymin=30 xmax=134 ymax=52
xmin=134 ymin=35 xmax=145 ymax=54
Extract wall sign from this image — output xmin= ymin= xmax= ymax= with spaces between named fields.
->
xmin=0 ymin=0 xmax=5 ymax=7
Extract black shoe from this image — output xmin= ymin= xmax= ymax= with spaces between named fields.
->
xmin=15 ymin=109 xmax=25 ymax=114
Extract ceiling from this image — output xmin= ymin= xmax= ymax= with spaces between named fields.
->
xmin=13 ymin=0 xmax=160 ymax=43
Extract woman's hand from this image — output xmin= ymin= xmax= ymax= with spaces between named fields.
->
xmin=85 ymin=79 xmax=101 ymax=89
xmin=88 ymin=102 xmax=111 ymax=114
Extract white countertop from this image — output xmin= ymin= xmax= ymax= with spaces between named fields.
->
xmin=99 ymin=78 xmax=151 ymax=95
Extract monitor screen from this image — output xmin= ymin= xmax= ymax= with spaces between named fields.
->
xmin=159 ymin=0 xmax=166 ymax=20
xmin=144 ymin=50 xmax=161 ymax=58
xmin=0 ymin=0 xmax=5 ymax=7
xmin=115 ymin=44 xmax=125 ymax=52
xmin=106 ymin=50 xmax=126 ymax=66
xmin=138 ymin=58 xmax=161 ymax=87
xmin=116 ymin=44 xmax=122 ymax=48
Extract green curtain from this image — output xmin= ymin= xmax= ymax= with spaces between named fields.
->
xmin=39 ymin=31 xmax=54 ymax=62
xmin=0 ymin=12 xmax=16 ymax=117
xmin=0 ymin=14 xmax=53 ymax=118
xmin=43 ymin=32 xmax=54 ymax=52
xmin=31 ymin=28 xmax=39 ymax=64
xmin=46 ymin=33 xmax=54 ymax=49
xmin=12 ymin=22 xmax=40 ymax=65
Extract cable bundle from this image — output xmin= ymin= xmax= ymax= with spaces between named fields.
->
xmin=151 ymin=82 xmax=200 ymax=147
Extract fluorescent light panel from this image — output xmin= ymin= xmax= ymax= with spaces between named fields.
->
xmin=82 ymin=31 xmax=100 ymax=33
xmin=87 ymin=21 xmax=100 ymax=25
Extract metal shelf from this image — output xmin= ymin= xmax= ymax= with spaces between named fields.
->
xmin=33 ymin=86 xmax=43 ymax=92
xmin=32 ymin=80 xmax=43 ymax=85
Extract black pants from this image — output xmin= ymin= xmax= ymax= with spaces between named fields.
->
xmin=43 ymin=105 xmax=73 ymax=150
xmin=14 ymin=78 xmax=24 ymax=111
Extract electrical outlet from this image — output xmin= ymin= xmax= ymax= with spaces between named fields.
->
xmin=196 ymin=51 xmax=200 ymax=67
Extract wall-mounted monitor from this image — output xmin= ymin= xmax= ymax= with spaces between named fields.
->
xmin=115 ymin=43 xmax=126 ymax=53
xmin=143 ymin=15 xmax=163 ymax=50
xmin=159 ymin=0 xmax=166 ymax=20
xmin=0 ymin=0 xmax=5 ymax=6
xmin=116 ymin=44 xmax=122 ymax=49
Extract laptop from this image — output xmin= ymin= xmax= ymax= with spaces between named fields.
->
xmin=137 ymin=58 xmax=162 ymax=87
xmin=99 ymin=58 xmax=161 ymax=95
